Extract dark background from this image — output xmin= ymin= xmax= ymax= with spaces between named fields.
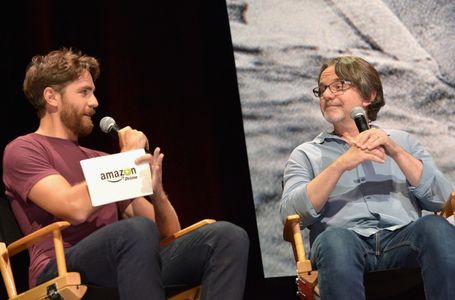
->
xmin=0 ymin=0 xmax=298 ymax=299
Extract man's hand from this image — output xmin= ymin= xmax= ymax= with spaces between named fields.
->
xmin=336 ymin=129 xmax=388 ymax=171
xmin=336 ymin=144 xmax=386 ymax=171
xmin=118 ymin=126 xmax=149 ymax=152
xmin=351 ymin=128 xmax=399 ymax=157
xmin=133 ymin=147 xmax=181 ymax=235
xmin=135 ymin=147 xmax=165 ymax=200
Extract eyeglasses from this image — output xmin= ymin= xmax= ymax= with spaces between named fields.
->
xmin=312 ymin=80 xmax=352 ymax=98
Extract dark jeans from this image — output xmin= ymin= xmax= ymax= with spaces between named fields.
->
xmin=310 ymin=215 xmax=455 ymax=300
xmin=37 ymin=217 xmax=249 ymax=300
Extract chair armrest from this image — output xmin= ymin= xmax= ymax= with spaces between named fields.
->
xmin=160 ymin=219 xmax=216 ymax=247
xmin=283 ymin=214 xmax=300 ymax=242
xmin=7 ymin=221 xmax=71 ymax=257
xmin=1 ymin=221 xmax=71 ymax=298
xmin=283 ymin=214 xmax=313 ymax=273
xmin=442 ymin=192 xmax=455 ymax=218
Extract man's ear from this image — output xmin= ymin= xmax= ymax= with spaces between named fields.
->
xmin=43 ymin=87 xmax=60 ymax=107
xmin=362 ymin=91 xmax=377 ymax=108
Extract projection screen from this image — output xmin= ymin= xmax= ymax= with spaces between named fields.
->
xmin=227 ymin=0 xmax=455 ymax=278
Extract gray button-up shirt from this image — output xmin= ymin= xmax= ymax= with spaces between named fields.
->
xmin=280 ymin=128 xmax=453 ymax=245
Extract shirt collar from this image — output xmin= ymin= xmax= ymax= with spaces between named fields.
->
xmin=313 ymin=131 xmax=344 ymax=144
xmin=313 ymin=124 xmax=382 ymax=144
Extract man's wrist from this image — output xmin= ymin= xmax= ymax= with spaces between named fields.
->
xmin=146 ymin=191 xmax=168 ymax=204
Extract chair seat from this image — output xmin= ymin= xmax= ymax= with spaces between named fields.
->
xmin=83 ymin=284 xmax=201 ymax=300
xmin=295 ymin=268 xmax=424 ymax=300
xmin=363 ymin=268 xmax=424 ymax=300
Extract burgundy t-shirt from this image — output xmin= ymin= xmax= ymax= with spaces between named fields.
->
xmin=3 ymin=133 xmax=131 ymax=287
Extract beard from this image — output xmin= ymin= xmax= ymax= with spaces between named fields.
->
xmin=60 ymin=101 xmax=94 ymax=138
xmin=322 ymin=107 xmax=346 ymax=124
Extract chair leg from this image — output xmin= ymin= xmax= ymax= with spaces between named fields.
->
xmin=297 ymin=271 xmax=318 ymax=300
xmin=0 ymin=243 xmax=17 ymax=298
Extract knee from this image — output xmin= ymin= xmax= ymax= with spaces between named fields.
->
xmin=119 ymin=217 xmax=161 ymax=251
xmin=413 ymin=215 xmax=455 ymax=243
xmin=203 ymin=221 xmax=250 ymax=256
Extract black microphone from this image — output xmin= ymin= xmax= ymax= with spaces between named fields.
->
xmin=350 ymin=106 xmax=370 ymax=132
xmin=99 ymin=116 xmax=150 ymax=152
xmin=99 ymin=116 xmax=120 ymax=136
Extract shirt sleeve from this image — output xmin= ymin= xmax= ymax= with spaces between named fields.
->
xmin=3 ymin=138 xmax=59 ymax=203
xmin=280 ymin=145 xmax=322 ymax=228
xmin=404 ymin=132 xmax=453 ymax=211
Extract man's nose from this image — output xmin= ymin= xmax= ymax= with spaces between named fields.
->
xmin=89 ymin=95 xmax=99 ymax=107
xmin=322 ymin=87 xmax=335 ymax=99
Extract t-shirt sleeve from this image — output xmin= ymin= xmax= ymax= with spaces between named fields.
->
xmin=3 ymin=138 xmax=59 ymax=202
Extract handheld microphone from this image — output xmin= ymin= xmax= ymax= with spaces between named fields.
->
xmin=99 ymin=116 xmax=150 ymax=152
xmin=99 ymin=116 xmax=120 ymax=135
xmin=350 ymin=106 xmax=370 ymax=132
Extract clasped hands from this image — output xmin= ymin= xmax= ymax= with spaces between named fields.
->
xmin=341 ymin=128 xmax=394 ymax=170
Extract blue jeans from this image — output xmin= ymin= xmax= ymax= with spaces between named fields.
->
xmin=37 ymin=217 xmax=249 ymax=300
xmin=310 ymin=215 xmax=455 ymax=300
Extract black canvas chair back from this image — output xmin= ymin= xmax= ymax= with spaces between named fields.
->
xmin=0 ymin=196 xmax=29 ymax=298
xmin=0 ymin=196 xmax=22 ymax=245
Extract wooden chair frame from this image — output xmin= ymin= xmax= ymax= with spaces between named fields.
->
xmin=1 ymin=218 xmax=216 ymax=300
xmin=283 ymin=215 xmax=318 ymax=299
xmin=442 ymin=192 xmax=455 ymax=218
xmin=0 ymin=221 xmax=86 ymax=300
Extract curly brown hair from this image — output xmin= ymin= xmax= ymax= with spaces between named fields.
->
xmin=23 ymin=47 xmax=100 ymax=118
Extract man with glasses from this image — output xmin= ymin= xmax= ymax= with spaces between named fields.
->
xmin=280 ymin=56 xmax=455 ymax=299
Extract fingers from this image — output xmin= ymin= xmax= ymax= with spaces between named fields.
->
xmin=353 ymin=128 xmax=387 ymax=150
xmin=153 ymin=147 xmax=163 ymax=160
xmin=135 ymin=153 xmax=152 ymax=164
xmin=133 ymin=147 xmax=165 ymax=198
xmin=341 ymin=144 xmax=385 ymax=171
xmin=118 ymin=126 xmax=132 ymax=132
xmin=134 ymin=147 xmax=164 ymax=165
xmin=118 ymin=127 xmax=149 ymax=152
xmin=365 ymin=147 xmax=386 ymax=163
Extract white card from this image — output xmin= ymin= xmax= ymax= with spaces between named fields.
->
xmin=80 ymin=149 xmax=153 ymax=206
